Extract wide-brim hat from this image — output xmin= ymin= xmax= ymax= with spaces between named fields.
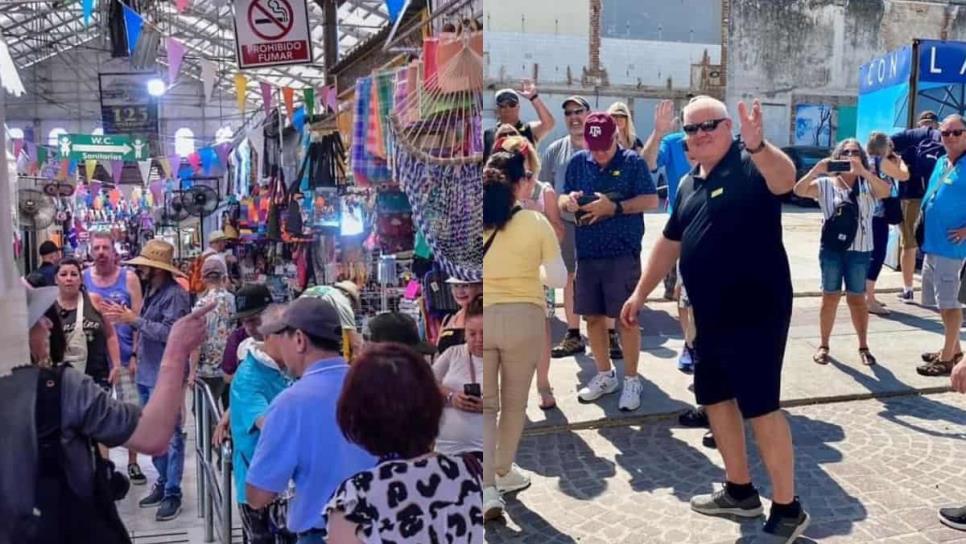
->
xmin=333 ymin=281 xmax=361 ymax=308
xmin=124 ymin=239 xmax=186 ymax=278
xmin=208 ymin=229 xmax=229 ymax=244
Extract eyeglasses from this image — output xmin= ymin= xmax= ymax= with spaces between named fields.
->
xmin=564 ymin=108 xmax=586 ymax=117
xmin=840 ymin=149 xmax=862 ymax=156
xmin=941 ymin=129 xmax=965 ymax=138
xmin=682 ymin=118 xmax=727 ymax=135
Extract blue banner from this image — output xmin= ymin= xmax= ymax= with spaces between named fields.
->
xmin=122 ymin=5 xmax=142 ymax=56
xmin=859 ymin=45 xmax=912 ymax=95
xmin=385 ymin=0 xmax=406 ymax=22
xmin=917 ymin=39 xmax=966 ymax=85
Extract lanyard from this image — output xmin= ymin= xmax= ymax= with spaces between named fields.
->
xmin=467 ymin=352 xmax=479 ymax=384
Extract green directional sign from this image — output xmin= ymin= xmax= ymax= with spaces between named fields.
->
xmin=59 ymin=134 xmax=150 ymax=162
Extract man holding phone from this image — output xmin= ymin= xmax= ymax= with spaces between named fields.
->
xmin=559 ymin=112 xmax=659 ymax=412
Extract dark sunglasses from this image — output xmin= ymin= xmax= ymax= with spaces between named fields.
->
xmin=840 ymin=149 xmax=862 ymax=156
xmin=941 ymin=129 xmax=966 ymax=138
xmin=496 ymin=100 xmax=519 ymax=108
xmin=682 ymin=118 xmax=727 ymax=135
xmin=564 ymin=108 xmax=586 ymax=117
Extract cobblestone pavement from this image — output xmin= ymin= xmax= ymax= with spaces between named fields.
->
xmin=485 ymin=393 xmax=966 ymax=543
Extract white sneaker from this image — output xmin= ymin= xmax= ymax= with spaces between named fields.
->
xmin=619 ymin=377 xmax=643 ymax=412
xmin=495 ymin=463 xmax=531 ymax=494
xmin=578 ymin=370 xmax=619 ymax=402
xmin=483 ymin=486 xmax=504 ymax=521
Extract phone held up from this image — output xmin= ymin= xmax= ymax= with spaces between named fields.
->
xmin=826 ymin=160 xmax=852 ymax=173
xmin=464 ymin=383 xmax=481 ymax=398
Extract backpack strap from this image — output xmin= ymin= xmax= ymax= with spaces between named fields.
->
xmin=483 ymin=206 xmax=522 ymax=257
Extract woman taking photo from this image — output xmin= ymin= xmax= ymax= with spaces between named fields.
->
xmin=323 ymin=343 xmax=483 ymax=543
xmin=793 ymin=138 xmax=894 ymax=366
xmin=54 ymin=257 xmax=122 ymax=390
xmin=482 ymin=147 xmax=566 ymax=520
xmin=865 ymin=132 xmax=909 ymax=315
xmin=436 ymin=276 xmax=483 ymax=356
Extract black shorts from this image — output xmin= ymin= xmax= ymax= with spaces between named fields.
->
xmin=693 ymin=317 xmax=790 ymax=419
xmin=574 ymin=255 xmax=641 ymax=319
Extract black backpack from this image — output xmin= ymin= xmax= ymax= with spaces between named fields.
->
xmin=22 ymin=366 xmax=132 ymax=544
xmin=910 ymin=131 xmax=946 ymax=195
xmin=821 ymin=180 xmax=862 ymax=251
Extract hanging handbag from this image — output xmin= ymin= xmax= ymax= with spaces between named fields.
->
xmin=266 ymin=175 xmax=286 ymax=241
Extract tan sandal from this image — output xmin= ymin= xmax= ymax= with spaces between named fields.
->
xmin=813 ymin=346 xmax=830 ymax=365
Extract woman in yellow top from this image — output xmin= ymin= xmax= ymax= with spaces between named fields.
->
xmin=482 ymin=146 xmax=566 ymax=522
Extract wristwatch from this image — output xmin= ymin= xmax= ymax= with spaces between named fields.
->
xmin=613 ymin=200 xmax=624 ymax=216
xmin=746 ymin=139 xmax=767 ymax=154
xmin=529 ymin=93 xmax=539 ymax=102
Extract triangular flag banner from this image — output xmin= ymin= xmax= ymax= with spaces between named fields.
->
xmin=166 ymin=37 xmax=186 ymax=84
xmin=122 ymin=4 xmax=143 ymax=56
xmin=304 ymin=88 xmax=315 ymax=117
xmin=215 ymin=143 xmax=231 ymax=169
xmin=158 ymin=157 xmax=172 ymax=179
xmin=187 ymin=152 xmax=202 ymax=172
xmin=68 ymin=159 xmax=78 ymax=176
xmin=293 ymin=107 xmax=306 ymax=134
xmin=234 ymin=73 xmax=248 ymax=113
xmin=82 ymin=0 xmax=95 ymax=26
xmin=385 ymin=0 xmax=405 ymax=22
xmin=282 ymin=87 xmax=295 ymax=120
xmin=149 ymin=180 xmax=164 ymax=204
xmin=175 ymin=0 xmax=190 ymax=13
xmin=57 ymin=160 xmax=69 ymax=180
xmin=199 ymin=147 xmax=217 ymax=174
xmin=85 ymin=159 xmax=98 ymax=181
xmin=110 ymin=161 xmax=124 ymax=184
xmin=23 ymin=142 xmax=35 ymax=161
xmin=260 ymin=82 xmax=274 ymax=115
xmin=137 ymin=160 xmax=152 ymax=185
xmin=35 ymin=146 xmax=46 ymax=166
xmin=201 ymin=59 xmax=216 ymax=103
xmin=324 ymin=85 xmax=337 ymax=111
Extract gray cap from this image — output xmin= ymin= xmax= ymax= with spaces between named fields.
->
xmin=259 ymin=297 xmax=343 ymax=344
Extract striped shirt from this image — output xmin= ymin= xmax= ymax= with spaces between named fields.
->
xmin=816 ymin=176 xmax=879 ymax=253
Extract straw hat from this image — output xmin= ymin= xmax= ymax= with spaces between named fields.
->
xmin=208 ymin=229 xmax=229 ymax=244
xmin=124 ymin=239 xmax=186 ymax=277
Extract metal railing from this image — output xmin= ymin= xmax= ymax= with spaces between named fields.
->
xmin=193 ymin=380 xmax=234 ymax=544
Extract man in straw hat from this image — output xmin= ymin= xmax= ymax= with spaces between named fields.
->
xmin=102 ymin=238 xmax=192 ymax=522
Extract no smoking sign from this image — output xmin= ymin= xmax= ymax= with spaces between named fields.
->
xmin=233 ymin=0 xmax=313 ymax=69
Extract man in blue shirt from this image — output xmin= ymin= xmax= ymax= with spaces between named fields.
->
xmin=245 ymin=297 xmax=375 ymax=544
xmin=559 ymin=112 xmax=658 ymax=412
xmin=102 ymin=239 xmax=190 ymax=521
xmin=643 ymin=100 xmax=700 ymax=372
xmin=916 ymin=114 xmax=966 ymax=381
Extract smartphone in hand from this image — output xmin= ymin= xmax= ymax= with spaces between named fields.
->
xmin=827 ymin=160 xmax=852 ymax=173
xmin=464 ymin=383 xmax=481 ymax=398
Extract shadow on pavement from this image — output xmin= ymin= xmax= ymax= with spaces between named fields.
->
xmin=830 ymin=357 xmax=966 ymax=440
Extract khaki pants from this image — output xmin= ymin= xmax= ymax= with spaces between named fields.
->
xmin=483 ymin=303 xmax=545 ymax=487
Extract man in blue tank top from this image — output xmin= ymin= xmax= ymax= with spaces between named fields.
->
xmin=83 ymin=231 xmax=146 ymax=485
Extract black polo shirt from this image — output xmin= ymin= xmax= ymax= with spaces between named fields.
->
xmin=663 ymin=141 xmax=792 ymax=328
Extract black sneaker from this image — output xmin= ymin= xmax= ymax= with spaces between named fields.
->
xmin=678 ymin=407 xmax=709 ymax=428
xmin=156 ymin=496 xmax=182 ymax=521
xmin=551 ymin=335 xmax=585 ymax=358
xmin=690 ymin=486 xmax=763 ymax=518
xmin=702 ymin=431 xmax=716 ymax=449
xmin=608 ymin=331 xmax=623 ymax=360
xmin=139 ymin=484 xmax=165 ymax=508
xmin=897 ymin=289 xmax=915 ymax=304
xmin=760 ymin=510 xmax=810 ymax=543
xmin=128 ymin=463 xmax=147 ymax=486
xmin=940 ymin=506 xmax=966 ymax=531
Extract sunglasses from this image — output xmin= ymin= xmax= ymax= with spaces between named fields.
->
xmin=682 ymin=118 xmax=727 ymax=135
xmin=941 ymin=129 xmax=966 ymax=138
xmin=496 ymin=101 xmax=519 ymax=108
xmin=564 ymin=108 xmax=586 ymax=117
xmin=840 ymin=149 xmax=862 ymax=156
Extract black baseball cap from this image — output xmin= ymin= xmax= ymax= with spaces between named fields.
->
xmin=259 ymin=296 xmax=343 ymax=344
xmin=39 ymin=240 xmax=60 ymax=257
xmin=368 ymin=312 xmax=437 ymax=355
xmin=562 ymin=96 xmax=591 ymax=111
xmin=919 ymin=111 xmax=939 ymax=123
xmin=234 ymin=284 xmax=273 ymax=320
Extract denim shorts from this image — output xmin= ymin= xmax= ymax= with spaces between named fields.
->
xmin=819 ymin=249 xmax=872 ymax=295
